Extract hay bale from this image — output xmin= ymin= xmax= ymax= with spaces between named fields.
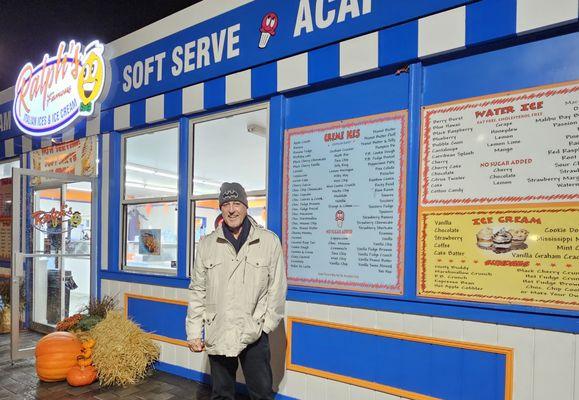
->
xmin=90 ymin=311 xmax=159 ymax=386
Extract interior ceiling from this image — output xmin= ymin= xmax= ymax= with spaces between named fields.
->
xmin=124 ymin=108 xmax=268 ymax=198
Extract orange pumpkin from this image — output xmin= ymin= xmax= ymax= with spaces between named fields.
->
xmin=66 ymin=365 xmax=97 ymax=386
xmin=35 ymin=331 xmax=82 ymax=382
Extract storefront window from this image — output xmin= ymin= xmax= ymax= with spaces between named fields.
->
xmin=122 ymin=125 xmax=179 ymax=273
xmin=190 ymin=106 xmax=268 ymax=268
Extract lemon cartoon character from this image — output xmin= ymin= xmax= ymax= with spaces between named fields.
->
xmin=77 ymin=41 xmax=105 ymax=115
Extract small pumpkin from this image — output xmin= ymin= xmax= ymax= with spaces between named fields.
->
xmin=35 ymin=332 xmax=82 ymax=382
xmin=66 ymin=365 xmax=97 ymax=387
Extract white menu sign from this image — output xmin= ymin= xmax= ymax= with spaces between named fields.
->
xmin=420 ymin=81 xmax=579 ymax=206
xmin=283 ymin=111 xmax=407 ymax=294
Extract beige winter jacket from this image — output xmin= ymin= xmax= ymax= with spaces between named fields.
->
xmin=186 ymin=218 xmax=287 ymax=357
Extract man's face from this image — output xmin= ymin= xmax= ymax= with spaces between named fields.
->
xmin=220 ymin=201 xmax=248 ymax=229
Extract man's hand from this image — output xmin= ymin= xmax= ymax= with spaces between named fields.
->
xmin=188 ymin=338 xmax=205 ymax=352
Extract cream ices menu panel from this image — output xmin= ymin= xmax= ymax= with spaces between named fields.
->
xmin=420 ymin=81 xmax=579 ymax=206
xmin=283 ymin=111 xmax=407 ymax=294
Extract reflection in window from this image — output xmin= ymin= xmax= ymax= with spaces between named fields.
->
xmin=121 ymin=125 xmax=179 ymax=274
xmin=124 ymin=127 xmax=179 ymax=200
xmin=192 ymin=109 xmax=267 ymax=196
xmin=189 ymin=107 xmax=269 ymax=273
xmin=124 ymin=202 xmax=178 ymax=270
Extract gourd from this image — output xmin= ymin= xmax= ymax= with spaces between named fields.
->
xmin=66 ymin=365 xmax=97 ymax=386
xmin=66 ymin=337 xmax=98 ymax=386
xmin=35 ymin=332 xmax=82 ymax=382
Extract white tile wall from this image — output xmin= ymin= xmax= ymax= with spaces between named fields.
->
xmin=462 ymin=321 xmax=498 ymax=345
xmin=286 ymin=300 xmax=308 ymax=319
xmin=376 ymin=311 xmax=404 ymax=332
xmin=498 ymin=325 xmax=534 ymax=400
xmin=306 ymin=375 xmax=328 ymax=400
xmin=418 ymin=6 xmax=466 ymax=58
xmin=350 ymin=384 xmax=378 ymax=400
xmin=339 ymin=32 xmax=379 ymax=78
xmin=182 ymin=83 xmax=205 ymax=114
xmin=145 ymin=94 xmax=165 ymax=123
xmin=226 ymin=69 xmax=252 ymax=105
xmin=574 ymin=335 xmax=579 ymax=400
xmin=374 ymin=391 xmax=402 ymax=400
xmin=21 ymin=136 xmax=31 ymax=153
xmin=516 ymin=0 xmax=578 ymax=34
xmin=277 ymin=53 xmax=308 ymax=92
xmin=4 ymin=139 xmax=14 ymax=158
xmin=534 ymin=330 xmax=575 ymax=400
xmin=351 ymin=308 xmax=377 ymax=330
xmin=329 ymin=305 xmax=353 ymax=325
xmin=86 ymin=114 xmax=100 ymax=136
xmin=326 ymin=380 xmax=349 ymax=400
xmin=402 ymin=314 xmax=432 ymax=336
xmin=432 ymin=317 xmax=463 ymax=341
xmin=278 ymin=370 xmax=307 ymax=400
xmin=307 ymin=303 xmax=330 ymax=321
xmin=113 ymin=104 xmax=131 ymax=131
xmin=100 ymin=134 xmax=109 ymax=270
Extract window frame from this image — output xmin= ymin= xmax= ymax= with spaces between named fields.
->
xmin=120 ymin=123 xmax=180 ymax=275
xmin=187 ymin=103 xmax=270 ymax=276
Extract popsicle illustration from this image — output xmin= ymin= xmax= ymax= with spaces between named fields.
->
xmin=259 ymin=12 xmax=278 ymax=49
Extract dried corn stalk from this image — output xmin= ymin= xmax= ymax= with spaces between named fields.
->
xmin=90 ymin=311 xmax=159 ymax=386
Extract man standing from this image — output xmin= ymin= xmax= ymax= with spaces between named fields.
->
xmin=186 ymin=182 xmax=287 ymax=400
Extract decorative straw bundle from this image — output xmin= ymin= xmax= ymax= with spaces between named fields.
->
xmin=90 ymin=311 xmax=160 ymax=386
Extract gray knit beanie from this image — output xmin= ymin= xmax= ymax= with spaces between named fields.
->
xmin=219 ymin=182 xmax=248 ymax=207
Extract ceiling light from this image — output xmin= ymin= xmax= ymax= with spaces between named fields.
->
xmin=126 ymin=164 xmax=178 ymax=180
xmin=126 ymin=181 xmax=178 ymax=194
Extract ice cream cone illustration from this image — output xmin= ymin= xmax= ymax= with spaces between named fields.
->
xmin=335 ymin=210 xmax=344 ymax=228
xmin=259 ymin=12 xmax=278 ymax=49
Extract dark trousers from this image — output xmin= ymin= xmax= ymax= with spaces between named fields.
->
xmin=208 ymin=333 xmax=273 ymax=400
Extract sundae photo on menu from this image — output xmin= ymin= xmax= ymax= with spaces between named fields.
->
xmin=476 ymin=226 xmax=529 ymax=253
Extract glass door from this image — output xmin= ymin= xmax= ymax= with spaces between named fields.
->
xmin=11 ymin=168 xmax=97 ymax=361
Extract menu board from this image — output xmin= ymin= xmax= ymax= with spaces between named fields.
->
xmin=418 ymin=81 xmax=579 ymax=310
xmin=0 ymin=178 xmax=12 ymax=262
xmin=421 ymin=80 xmax=578 ymax=206
xmin=419 ymin=207 xmax=579 ymax=309
xmin=283 ymin=111 xmax=407 ymax=294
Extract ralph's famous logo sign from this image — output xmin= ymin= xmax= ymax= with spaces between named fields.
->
xmin=13 ymin=40 xmax=105 ymax=137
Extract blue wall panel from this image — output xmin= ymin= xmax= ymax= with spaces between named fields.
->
xmin=423 ymin=31 xmax=579 ymax=105
xmin=286 ymin=73 xmax=409 ymax=129
xmin=290 ymin=321 xmax=508 ymax=400
xmin=466 ymin=0 xmax=516 ymax=46
xmin=252 ymin=63 xmax=277 ymax=100
xmin=127 ymin=296 xmax=187 ymax=341
xmin=165 ymin=90 xmax=183 ymax=120
xmin=379 ymin=21 xmax=418 ymax=67
xmin=308 ymin=44 xmax=340 ymax=85
xmin=130 ymin=99 xmax=146 ymax=128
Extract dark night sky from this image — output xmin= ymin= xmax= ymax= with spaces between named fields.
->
xmin=0 ymin=0 xmax=203 ymax=91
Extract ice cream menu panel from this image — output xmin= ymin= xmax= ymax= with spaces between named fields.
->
xmin=419 ymin=208 xmax=579 ymax=309
xmin=420 ymin=80 xmax=579 ymax=206
xmin=283 ymin=111 xmax=407 ymax=294
xmin=418 ymin=81 xmax=579 ymax=310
